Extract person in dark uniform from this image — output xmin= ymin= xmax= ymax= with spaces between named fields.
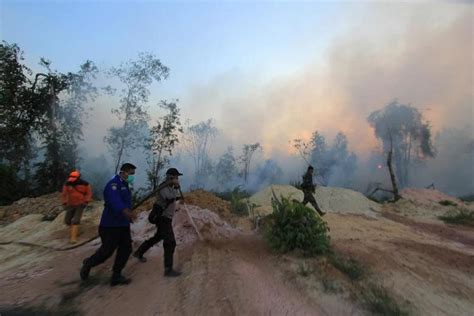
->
xmin=301 ymin=165 xmax=325 ymax=216
xmin=133 ymin=168 xmax=183 ymax=277
xmin=80 ymin=163 xmax=137 ymax=286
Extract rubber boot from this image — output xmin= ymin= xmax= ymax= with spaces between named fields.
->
xmin=110 ymin=273 xmax=132 ymax=287
xmin=70 ymin=225 xmax=78 ymax=244
xmin=164 ymin=267 xmax=182 ymax=277
xmin=80 ymin=259 xmax=91 ymax=281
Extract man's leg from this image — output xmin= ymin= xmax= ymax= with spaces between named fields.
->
xmin=133 ymin=226 xmax=162 ymax=262
xmin=308 ymin=195 xmax=325 ymax=216
xmin=111 ymin=227 xmax=132 ymax=286
xmin=71 ymin=206 xmax=84 ymax=225
xmin=80 ymin=227 xmax=118 ymax=280
xmin=64 ymin=206 xmax=74 ymax=226
xmin=161 ymin=217 xmax=179 ymax=277
xmin=70 ymin=206 xmax=84 ymax=243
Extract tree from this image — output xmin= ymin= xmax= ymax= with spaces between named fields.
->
xmin=0 ymin=42 xmax=48 ymax=190
xmin=145 ymin=100 xmax=183 ymax=190
xmin=239 ymin=143 xmax=261 ymax=183
xmin=182 ymin=119 xmax=218 ymax=188
xmin=215 ymin=146 xmax=238 ymax=187
xmin=105 ymin=53 xmax=169 ymax=173
xmin=293 ymin=131 xmax=357 ymax=187
xmin=256 ymin=159 xmax=283 ymax=186
xmin=368 ymin=100 xmax=435 ymax=187
xmin=33 ymin=58 xmax=98 ymax=193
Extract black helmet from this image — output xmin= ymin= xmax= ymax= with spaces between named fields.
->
xmin=166 ymin=168 xmax=183 ymax=176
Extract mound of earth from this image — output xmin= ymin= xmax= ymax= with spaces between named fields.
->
xmin=401 ymin=188 xmax=463 ymax=206
xmin=0 ymin=193 xmax=64 ymax=224
xmin=250 ymin=185 xmax=380 ymax=217
xmin=0 ymin=201 xmax=103 ymax=273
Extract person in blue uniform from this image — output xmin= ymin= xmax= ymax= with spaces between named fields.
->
xmin=80 ymin=163 xmax=137 ymax=286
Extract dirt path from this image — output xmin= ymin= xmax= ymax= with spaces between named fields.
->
xmin=0 ymin=234 xmax=330 ymax=315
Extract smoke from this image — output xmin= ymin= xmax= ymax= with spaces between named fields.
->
xmin=79 ymin=2 xmax=473 ymax=195
xmin=173 ymin=2 xmax=473 ymax=193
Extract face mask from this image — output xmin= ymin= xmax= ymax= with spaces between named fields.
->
xmin=127 ymin=175 xmax=135 ymax=184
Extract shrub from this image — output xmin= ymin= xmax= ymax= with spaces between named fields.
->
xmin=329 ymin=253 xmax=365 ymax=281
xmin=361 ymin=283 xmax=410 ymax=316
xmin=439 ymin=200 xmax=458 ymax=207
xmin=265 ymin=194 xmax=330 ymax=256
xmin=438 ymin=210 xmax=474 ymax=227
xmin=215 ymin=186 xmax=250 ymax=201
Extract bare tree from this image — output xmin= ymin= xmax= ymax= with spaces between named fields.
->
xmin=182 ymin=119 xmax=218 ymax=187
xmin=240 ymin=143 xmax=261 ymax=183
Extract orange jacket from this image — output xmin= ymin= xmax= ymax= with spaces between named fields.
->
xmin=61 ymin=179 xmax=93 ymax=206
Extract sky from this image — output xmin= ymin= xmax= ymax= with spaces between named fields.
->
xmin=1 ymin=0 xmax=473 ymax=193
xmin=1 ymin=0 xmax=348 ymax=98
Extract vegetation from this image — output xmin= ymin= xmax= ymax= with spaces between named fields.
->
xmin=292 ymin=131 xmax=357 ymax=187
xmin=438 ymin=210 xmax=474 ymax=227
xmin=439 ymin=200 xmax=458 ymax=207
xmin=361 ymin=282 xmax=410 ymax=316
xmin=265 ymin=194 xmax=330 ymax=256
xmin=328 ymin=253 xmax=365 ymax=281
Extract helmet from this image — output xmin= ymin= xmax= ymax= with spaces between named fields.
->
xmin=166 ymin=168 xmax=183 ymax=176
xmin=68 ymin=170 xmax=80 ymax=182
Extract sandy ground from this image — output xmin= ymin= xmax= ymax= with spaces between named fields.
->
xmin=1 ymin=187 xmax=473 ymax=315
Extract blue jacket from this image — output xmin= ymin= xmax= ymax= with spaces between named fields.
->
xmin=99 ymin=175 xmax=132 ymax=227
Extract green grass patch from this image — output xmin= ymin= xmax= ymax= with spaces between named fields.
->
xmin=361 ymin=283 xmax=410 ymax=316
xmin=328 ymin=253 xmax=365 ymax=281
xmin=439 ymin=210 xmax=474 ymax=226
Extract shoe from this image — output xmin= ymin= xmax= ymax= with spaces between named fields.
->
xmin=164 ymin=268 xmax=182 ymax=277
xmin=133 ymin=252 xmax=147 ymax=263
xmin=80 ymin=259 xmax=91 ymax=281
xmin=110 ymin=274 xmax=132 ymax=287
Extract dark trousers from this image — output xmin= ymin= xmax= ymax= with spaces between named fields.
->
xmin=302 ymin=191 xmax=324 ymax=215
xmin=85 ymin=226 xmax=132 ymax=275
xmin=135 ymin=217 xmax=176 ymax=269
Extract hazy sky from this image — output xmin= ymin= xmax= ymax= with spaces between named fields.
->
xmin=1 ymin=0 xmax=472 ymax=158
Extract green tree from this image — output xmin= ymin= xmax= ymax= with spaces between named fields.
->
xmin=145 ymin=100 xmax=183 ymax=190
xmin=215 ymin=146 xmax=238 ymax=187
xmin=368 ymin=100 xmax=435 ymax=187
xmin=105 ymin=53 xmax=169 ymax=173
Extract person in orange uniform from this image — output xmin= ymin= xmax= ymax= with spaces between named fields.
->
xmin=61 ymin=171 xmax=93 ymax=243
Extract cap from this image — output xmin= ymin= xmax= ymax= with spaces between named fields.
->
xmin=166 ymin=168 xmax=183 ymax=176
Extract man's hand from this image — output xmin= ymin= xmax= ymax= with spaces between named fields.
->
xmin=123 ymin=208 xmax=137 ymax=222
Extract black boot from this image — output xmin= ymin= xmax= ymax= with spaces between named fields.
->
xmin=110 ymin=273 xmax=132 ymax=287
xmin=133 ymin=251 xmax=147 ymax=263
xmin=80 ymin=259 xmax=91 ymax=281
xmin=164 ymin=267 xmax=182 ymax=277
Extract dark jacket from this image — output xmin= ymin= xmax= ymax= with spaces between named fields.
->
xmin=301 ymin=172 xmax=315 ymax=192
xmin=99 ymin=175 xmax=132 ymax=227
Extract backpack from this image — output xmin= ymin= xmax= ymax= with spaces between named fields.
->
xmin=148 ymin=203 xmax=164 ymax=224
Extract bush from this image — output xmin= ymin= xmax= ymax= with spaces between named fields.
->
xmin=216 ymin=186 xmax=251 ymax=216
xmin=438 ymin=210 xmax=474 ymax=227
xmin=439 ymin=200 xmax=458 ymax=207
xmin=265 ymin=194 xmax=330 ymax=256
xmin=361 ymin=283 xmax=410 ymax=316
xmin=329 ymin=253 xmax=365 ymax=281
xmin=215 ymin=186 xmax=250 ymax=201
